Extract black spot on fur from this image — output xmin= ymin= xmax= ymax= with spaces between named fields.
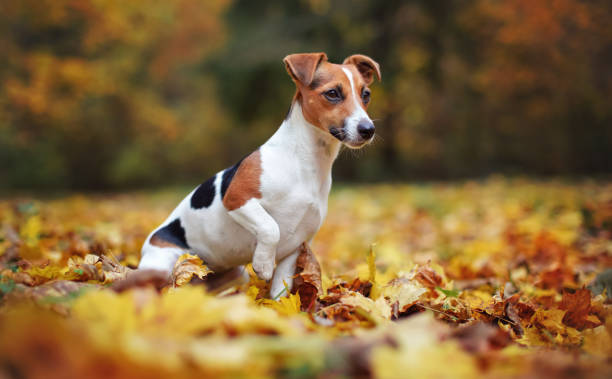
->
xmin=220 ymin=149 xmax=260 ymax=199
xmin=191 ymin=175 xmax=216 ymax=209
xmin=152 ymin=218 xmax=189 ymax=249
xmin=220 ymin=158 xmax=244 ymax=199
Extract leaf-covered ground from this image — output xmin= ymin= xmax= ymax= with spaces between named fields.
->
xmin=1 ymin=178 xmax=611 ymax=378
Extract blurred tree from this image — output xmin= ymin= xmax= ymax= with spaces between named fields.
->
xmin=0 ymin=0 xmax=231 ymax=189
xmin=1 ymin=0 xmax=610 ymax=190
xmin=210 ymin=0 xmax=612 ymax=181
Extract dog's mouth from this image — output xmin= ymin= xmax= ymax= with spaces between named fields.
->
xmin=344 ymin=140 xmax=370 ymax=149
xmin=329 ymin=126 xmax=346 ymax=141
xmin=329 ymin=126 xmax=372 ymax=149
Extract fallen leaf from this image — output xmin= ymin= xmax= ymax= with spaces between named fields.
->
xmin=292 ymin=243 xmax=322 ymax=311
xmin=380 ymin=277 xmax=427 ymax=313
xmin=171 ymin=253 xmax=212 ymax=287
xmin=111 ymin=269 xmax=170 ymax=292
xmin=415 ymin=264 xmax=444 ymax=289
xmin=560 ymin=288 xmax=600 ymax=330
xmin=449 ymin=322 xmax=512 ymax=353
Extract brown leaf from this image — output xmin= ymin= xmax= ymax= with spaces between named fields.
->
xmin=450 ymin=322 xmax=512 ymax=353
xmin=98 ymin=254 xmax=133 ymax=283
xmin=559 ymin=288 xmax=600 ymax=330
xmin=11 ymin=272 xmax=36 ymax=286
xmin=348 ymin=278 xmax=372 ymax=297
xmin=505 ymin=302 xmax=524 ymax=336
xmin=6 ymin=280 xmax=95 ymax=316
xmin=72 ymin=263 xmax=104 ymax=282
xmin=111 ymin=269 xmax=170 ymax=293
xmin=292 ymin=243 xmax=322 ymax=311
xmin=415 ymin=264 xmax=443 ymax=289
xmin=536 ymin=266 xmax=573 ymax=290
xmin=514 ymin=301 xmax=536 ymax=320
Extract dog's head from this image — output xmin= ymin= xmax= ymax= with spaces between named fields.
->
xmin=284 ymin=52 xmax=381 ymax=149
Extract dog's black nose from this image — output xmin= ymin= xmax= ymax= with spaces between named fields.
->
xmin=357 ymin=121 xmax=375 ymax=139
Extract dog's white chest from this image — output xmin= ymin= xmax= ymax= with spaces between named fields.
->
xmin=272 ymin=194 xmax=324 ymax=251
xmin=261 ymin=167 xmax=330 ymax=260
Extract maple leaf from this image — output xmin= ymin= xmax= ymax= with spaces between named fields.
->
xmin=559 ymin=288 xmax=600 ymax=330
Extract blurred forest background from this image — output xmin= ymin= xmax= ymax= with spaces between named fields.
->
xmin=1 ymin=0 xmax=611 ymax=190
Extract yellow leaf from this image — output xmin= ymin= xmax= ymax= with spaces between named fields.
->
xmin=171 ymin=254 xmax=212 ymax=287
xmin=368 ymin=244 xmax=377 ymax=284
xmin=460 ymin=290 xmax=492 ymax=309
xmin=372 ymin=313 xmax=477 ymax=379
xmin=367 ymin=244 xmax=381 ymax=299
xmin=340 ymin=292 xmax=391 ymax=323
xmin=20 ymin=215 xmax=41 ymax=247
xmin=533 ymin=309 xmax=566 ymax=334
xmin=583 ymin=325 xmax=612 ymax=358
xmin=380 ymin=277 xmax=427 ymax=312
xmin=246 ymin=285 xmax=260 ymax=301
xmin=24 ymin=265 xmax=65 ymax=283
xmin=261 ymin=292 xmax=301 ymax=316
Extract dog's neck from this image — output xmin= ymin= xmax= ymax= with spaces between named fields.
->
xmin=266 ymin=101 xmax=341 ymax=185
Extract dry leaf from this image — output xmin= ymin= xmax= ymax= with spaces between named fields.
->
xmin=292 ymin=243 xmax=322 ymax=311
xmin=171 ymin=253 xmax=212 ymax=287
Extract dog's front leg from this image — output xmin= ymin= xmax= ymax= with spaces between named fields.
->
xmin=270 ymin=251 xmax=300 ymax=298
xmin=227 ymin=199 xmax=280 ymax=281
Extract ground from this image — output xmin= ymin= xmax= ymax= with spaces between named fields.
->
xmin=0 ymin=178 xmax=611 ymax=378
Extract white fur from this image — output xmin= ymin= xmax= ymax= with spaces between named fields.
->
xmin=228 ymin=198 xmax=279 ymax=281
xmin=270 ymin=250 xmax=300 ymax=298
xmin=139 ymin=102 xmax=341 ymax=291
xmin=341 ymin=67 xmax=373 ymax=147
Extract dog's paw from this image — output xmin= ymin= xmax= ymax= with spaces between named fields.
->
xmin=252 ymin=258 xmax=274 ymax=282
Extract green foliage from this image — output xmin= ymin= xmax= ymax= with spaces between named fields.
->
xmin=437 ymin=287 xmax=460 ymax=298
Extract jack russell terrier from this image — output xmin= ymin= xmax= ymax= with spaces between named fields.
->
xmin=138 ymin=52 xmax=381 ymax=297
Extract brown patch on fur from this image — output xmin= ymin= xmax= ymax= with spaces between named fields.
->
xmin=149 ymin=235 xmax=181 ymax=249
xmin=283 ymin=54 xmax=381 ymax=139
xmin=284 ymin=53 xmax=327 ymax=87
xmin=294 ymin=62 xmax=366 ymax=132
xmin=223 ymin=150 xmax=263 ymax=211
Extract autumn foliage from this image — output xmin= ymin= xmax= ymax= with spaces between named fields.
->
xmin=1 ymin=0 xmax=611 ymax=189
xmin=1 ymin=179 xmax=611 ymax=378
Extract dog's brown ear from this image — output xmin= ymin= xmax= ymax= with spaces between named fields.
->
xmin=284 ymin=53 xmax=328 ymax=87
xmin=343 ymin=54 xmax=381 ymax=85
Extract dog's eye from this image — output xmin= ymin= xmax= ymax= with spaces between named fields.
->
xmin=323 ymin=89 xmax=342 ymax=103
xmin=361 ymin=88 xmax=371 ymax=104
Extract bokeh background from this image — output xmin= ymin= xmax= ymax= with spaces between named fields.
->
xmin=1 ymin=0 xmax=611 ymax=191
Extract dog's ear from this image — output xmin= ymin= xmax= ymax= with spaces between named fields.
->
xmin=343 ymin=54 xmax=381 ymax=85
xmin=284 ymin=53 xmax=328 ymax=87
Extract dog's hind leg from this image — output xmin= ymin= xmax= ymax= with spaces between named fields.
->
xmin=138 ymin=218 xmax=191 ymax=275
xmin=112 ymin=242 xmax=185 ymax=292
xmin=138 ymin=243 xmax=185 ymax=275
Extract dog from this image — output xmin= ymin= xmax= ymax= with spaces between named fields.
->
xmin=138 ymin=52 xmax=381 ymax=297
